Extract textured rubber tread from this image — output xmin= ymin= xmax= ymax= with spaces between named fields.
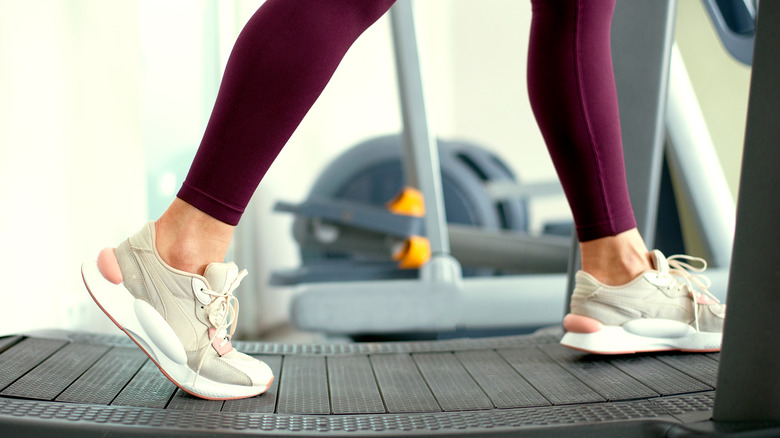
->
xmin=542 ymin=344 xmax=659 ymax=401
xmin=167 ymin=389 xmax=225 ymax=411
xmin=610 ymin=356 xmax=713 ymax=396
xmin=0 ymin=336 xmax=22 ymax=355
xmin=111 ymin=360 xmax=177 ymax=408
xmin=0 ymin=338 xmax=66 ymax=392
xmin=56 ymin=347 xmax=147 ymax=404
xmin=455 ymin=350 xmax=550 ymax=408
xmin=370 ymin=353 xmax=441 ymax=413
xmin=276 ymin=356 xmax=330 ymax=414
xmin=328 ymin=355 xmax=385 ymax=414
xmin=653 ymin=353 xmax=721 ymax=388
xmin=498 ymin=347 xmax=605 ymax=405
xmin=413 ymin=352 xmax=493 ymax=411
xmin=1 ymin=342 xmax=108 ymax=400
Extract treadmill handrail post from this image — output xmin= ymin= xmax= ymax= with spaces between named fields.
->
xmin=713 ymin=0 xmax=780 ymax=422
xmin=389 ymin=1 xmax=454 ymax=265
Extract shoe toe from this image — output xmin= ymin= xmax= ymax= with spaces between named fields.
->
xmin=252 ymin=360 xmax=274 ymax=388
xmin=698 ymin=304 xmax=726 ymax=332
xmin=223 ymin=350 xmax=274 ymax=387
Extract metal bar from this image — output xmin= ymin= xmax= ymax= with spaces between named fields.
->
xmin=713 ymin=0 xmax=780 ymax=422
xmin=613 ymin=0 xmax=677 ymax=248
xmin=665 ymin=44 xmax=736 ymax=268
xmin=447 ymin=224 xmax=570 ymax=273
xmin=389 ymin=1 xmax=451 ymax=257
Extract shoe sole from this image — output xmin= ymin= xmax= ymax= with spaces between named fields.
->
xmin=560 ymin=324 xmax=722 ymax=355
xmin=81 ymin=261 xmax=273 ymax=400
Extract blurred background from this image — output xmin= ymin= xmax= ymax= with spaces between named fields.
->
xmin=0 ymin=0 xmax=749 ymax=338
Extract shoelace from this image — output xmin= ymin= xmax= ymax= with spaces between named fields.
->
xmin=666 ymin=254 xmax=720 ymax=332
xmin=193 ymin=269 xmax=248 ymax=384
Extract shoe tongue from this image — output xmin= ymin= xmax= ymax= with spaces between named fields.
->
xmin=203 ymin=262 xmax=240 ymax=293
xmin=650 ymin=250 xmax=669 ymax=273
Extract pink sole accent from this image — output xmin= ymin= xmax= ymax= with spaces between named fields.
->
xmin=682 ymin=348 xmax=721 ymax=353
xmin=97 ymin=247 xmax=124 ymax=285
xmin=563 ymin=345 xmax=638 ymax=355
xmin=563 ymin=313 xmax=604 ymax=334
xmin=566 ymin=345 xmax=721 ymax=355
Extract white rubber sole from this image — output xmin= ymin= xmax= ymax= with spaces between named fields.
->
xmin=560 ymin=318 xmax=722 ymax=355
xmin=81 ymin=261 xmax=272 ymax=400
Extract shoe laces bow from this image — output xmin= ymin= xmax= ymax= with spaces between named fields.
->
xmin=194 ymin=269 xmax=248 ymax=381
xmin=666 ymin=254 xmax=720 ymax=332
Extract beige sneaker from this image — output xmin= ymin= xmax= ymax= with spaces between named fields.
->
xmin=560 ymin=250 xmax=725 ymax=354
xmin=81 ymin=222 xmax=274 ymax=399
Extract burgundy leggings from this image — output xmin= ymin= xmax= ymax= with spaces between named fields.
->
xmin=178 ymin=0 xmax=636 ymax=242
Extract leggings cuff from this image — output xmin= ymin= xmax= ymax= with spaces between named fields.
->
xmin=576 ymin=213 xmax=637 ymax=242
xmin=177 ymin=184 xmax=244 ymax=226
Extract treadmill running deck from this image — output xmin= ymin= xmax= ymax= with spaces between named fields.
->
xmin=0 ymin=328 xmax=735 ymax=437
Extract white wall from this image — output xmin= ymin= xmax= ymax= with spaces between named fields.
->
xmin=0 ymin=0 xmax=750 ymax=338
xmin=0 ymin=1 xmax=146 ymax=337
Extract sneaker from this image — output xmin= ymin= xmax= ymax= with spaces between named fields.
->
xmin=560 ymin=250 xmax=725 ymax=354
xmin=81 ymin=221 xmax=274 ymax=399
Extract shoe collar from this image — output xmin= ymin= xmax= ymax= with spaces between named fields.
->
xmin=204 ymin=262 xmax=241 ymax=294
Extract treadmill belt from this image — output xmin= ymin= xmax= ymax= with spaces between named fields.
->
xmin=370 ymin=353 xmax=441 ymax=413
xmin=0 ymin=329 xmax=729 ymax=437
xmin=110 ymin=359 xmax=177 ymax=409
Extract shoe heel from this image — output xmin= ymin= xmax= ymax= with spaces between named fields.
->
xmin=97 ymin=247 xmax=124 ymax=285
xmin=563 ymin=314 xmax=604 ymax=334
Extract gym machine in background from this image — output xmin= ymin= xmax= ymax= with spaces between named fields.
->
xmin=261 ymin=0 xmax=736 ymax=336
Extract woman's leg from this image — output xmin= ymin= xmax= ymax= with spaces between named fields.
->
xmin=157 ymin=0 xmax=396 ymax=275
xmin=156 ymin=198 xmax=233 ymax=275
xmin=527 ymin=0 xmax=725 ymax=354
xmin=527 ymin=0 xmax=651 ymax=285
xmin=83 ymin=0 xmax=396 ymax=400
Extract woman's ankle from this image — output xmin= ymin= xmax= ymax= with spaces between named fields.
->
xmin=579 ymin=229 xmax=653 ymax=286
xmin=154 ymin=198 xmax=235 ymax=275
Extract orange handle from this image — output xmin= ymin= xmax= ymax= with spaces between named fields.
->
xmin=386 ymin=187 xmax=425 ymax=217
xmin=392 ymin=236 xmax=431 ymax=269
